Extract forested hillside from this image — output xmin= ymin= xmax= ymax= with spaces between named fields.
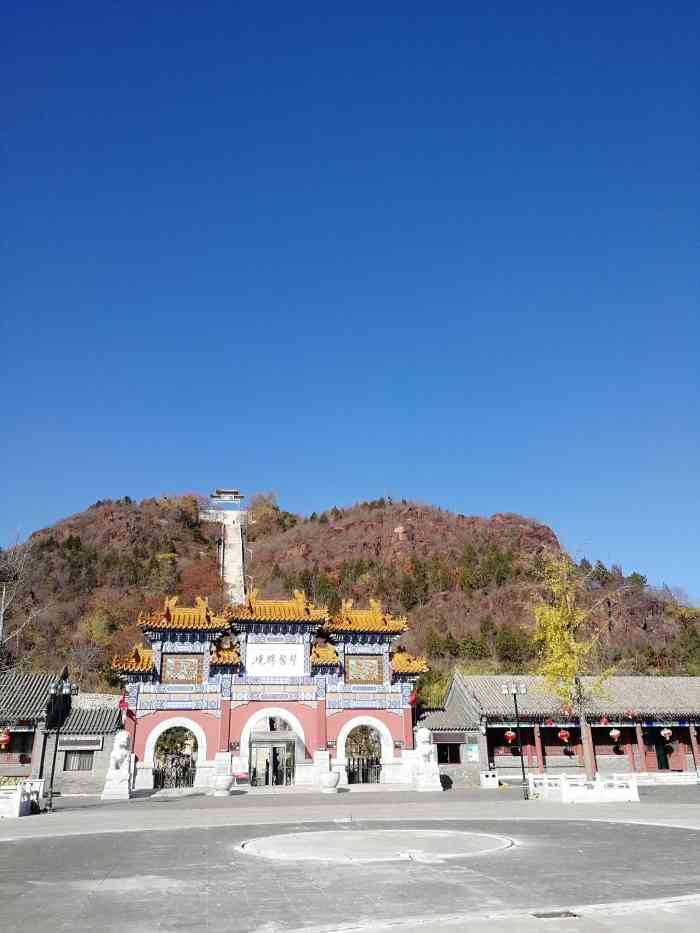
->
xmin=2 ymin=493 xmax=699 ymax=694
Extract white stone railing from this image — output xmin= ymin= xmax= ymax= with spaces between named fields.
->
xmin=527 ymin=772 xmax=639 ymax=802
xmin=612 ymin=770 xmax=699 ymax=786
xmin=0 ymin=778 xmax=44 ymax=818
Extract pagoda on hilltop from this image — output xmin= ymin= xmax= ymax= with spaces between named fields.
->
xmin=112 ymin=491 xmax=428 ymax=791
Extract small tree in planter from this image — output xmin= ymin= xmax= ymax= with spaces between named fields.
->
xmin=531 ymin=555 xmax=611 ymax=781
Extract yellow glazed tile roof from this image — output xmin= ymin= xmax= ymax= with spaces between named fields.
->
xmin=139 ymin=596 xmax=225 ymax=631
xmin=324 ymin=599 xmax=407 ymax=634
xmin=112 ymin=645 xmax=154 ymax=674
xmin=226 ymin=589 xmax=328 ymax=623
xmin=310 ymin=642 xmax=339 ymax=667
xmin=390 ymin=651 xmax=429 ymax=674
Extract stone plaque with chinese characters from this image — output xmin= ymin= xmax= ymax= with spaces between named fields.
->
xmin=246 ymin=643 xmax=305 ymax=677
xmin=161 ymin=654 xmax=203 ymax=684
xmin=345 ymin=655 xmax=384 ymax=685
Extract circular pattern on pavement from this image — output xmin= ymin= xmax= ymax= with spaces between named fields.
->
xmin=239 ymin=828 xmax=514 ymax=862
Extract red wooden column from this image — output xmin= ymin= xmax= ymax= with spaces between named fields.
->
xmin=534 ymin=724 xmax=545 ymax=773
xmin=635 ymin=723 xmax=647 ymax=771
xmin=401 ymin=706 xmax=413 ymax=750
xmin=317 ymin=699 xmax=329 ymax=751
xmin=525 ymin=730 xmax=534 ymax=768
xmin=625 ymin=731 xmax=637 ymax=771
xmin=218 ymin=699 xmax=231 ymax=752
xmin=689 ymin=723 xmax=700 ymax=769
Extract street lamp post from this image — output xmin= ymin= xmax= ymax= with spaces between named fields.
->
xmin=502 ymin=682 xmax=529 ymax=800
xmin=45 ymin=673 xmax=78 ymax=812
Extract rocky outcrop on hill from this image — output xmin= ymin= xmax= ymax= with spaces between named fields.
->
xmin=1 ymin=493 xmax=697 ymax=691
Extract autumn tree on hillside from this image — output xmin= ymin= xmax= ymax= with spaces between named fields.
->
xmin=0 ymin=539 xmax=51 ymax=673
xmin=247 ymin=493 xmax=298 ymax=541
xmin=531 ymin=554 xmax=610 ymax=780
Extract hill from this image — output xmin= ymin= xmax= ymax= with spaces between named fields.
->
xmin=2 ymin=493 xmax=699 ymax=693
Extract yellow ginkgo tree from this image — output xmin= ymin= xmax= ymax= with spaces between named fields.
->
xmin=532 ymin=554 xmax=610 ymax=780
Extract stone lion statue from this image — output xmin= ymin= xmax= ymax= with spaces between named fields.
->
xmin=414 ymin=727 xmax=441 ymax=789
xmin=104 ymin=730 xmax=131 ymax=793
xmin=101 ymin=730 xmax=134 ymax=800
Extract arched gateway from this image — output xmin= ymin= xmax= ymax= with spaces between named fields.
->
xmin=240 ymin=708 xmax=307 ymax=787
xmin=336 ymin=715 xmax=395 ymax=784
xmin=113 ymin=588 xmax=428 ymax=790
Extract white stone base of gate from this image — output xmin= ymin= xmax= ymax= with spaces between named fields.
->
xmin=294 ymin=751 xmax=333 ymax=787
xmin=133 ymin=761 xmax=217 ymax=792
xmin=133 ymin=764 xmax=154 ymax=791
xmin=330 ymin=759 xmax=349 ymax=785
xmin=193 ymin=761 xmax=215 ymax=789
xmin=379 ymin=759 xmax=410 ymax=784
xmin=329 ymin=755 xmax=415 ymax=786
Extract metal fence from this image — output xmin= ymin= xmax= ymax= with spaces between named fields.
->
xmin=152 ymin=764 xmax=196 ymax=790
xmin=346 ymin=757 xmax=381 ymax=784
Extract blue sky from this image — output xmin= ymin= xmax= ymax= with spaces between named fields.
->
xmin=4 ymin=3 xmax=699 ymax=598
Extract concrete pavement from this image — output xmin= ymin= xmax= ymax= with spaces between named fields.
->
xmin=1 ymin=787 xmax=699 ymax=932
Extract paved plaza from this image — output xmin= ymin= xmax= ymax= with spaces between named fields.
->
xmin=1 ymin=787 xmax=699 ymax=932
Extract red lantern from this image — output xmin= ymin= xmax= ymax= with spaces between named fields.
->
xmin=0 ymin=728 xmax=10 ymax=751
xmin=660 ymin=728 xmax=672 ymax=741
xmin=609 ymin=728 xmax=621 ymax=742
xmin=409 ymin=690 xmax=417 ymax=707
xmin=504 ymin=729 xmax=517 ymax=744
xmin=600 ymin=717 xmax=609 ymax=726
xmin=557 ymin=729 xmax=570 ymax=744
xmin=544 ymin=718 xmax=554 ymax=727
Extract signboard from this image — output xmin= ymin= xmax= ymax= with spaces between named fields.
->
xmin=345 ymin=655 xmax=384 ymax=685
xmin=246 ymin=643 xmax=304 ymax=677
xmin=466 ymin=743 xmax=479 ymax=762
xmin=58 ymin=735 xmax=103 ymax=751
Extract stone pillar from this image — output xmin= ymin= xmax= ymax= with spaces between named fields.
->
xmin=477 ymin=728 xmax=489 ymax=770
xmin=534 ymin=723 xmax=544 ymax=773
xmin=635 ymin=723 xmax=647 ymax=771
xmin=689 ymin=723 xmax=700 ymax=769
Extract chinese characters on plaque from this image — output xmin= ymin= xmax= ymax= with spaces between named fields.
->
xmin=246 ymin=643 xmax=305 ymax=677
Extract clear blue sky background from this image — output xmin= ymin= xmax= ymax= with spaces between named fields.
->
xmin=4 ymin=3 xmax=699 ymax=598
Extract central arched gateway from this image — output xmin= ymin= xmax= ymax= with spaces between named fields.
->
xmin=240 ymin=707 xmax=307 ymax=787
